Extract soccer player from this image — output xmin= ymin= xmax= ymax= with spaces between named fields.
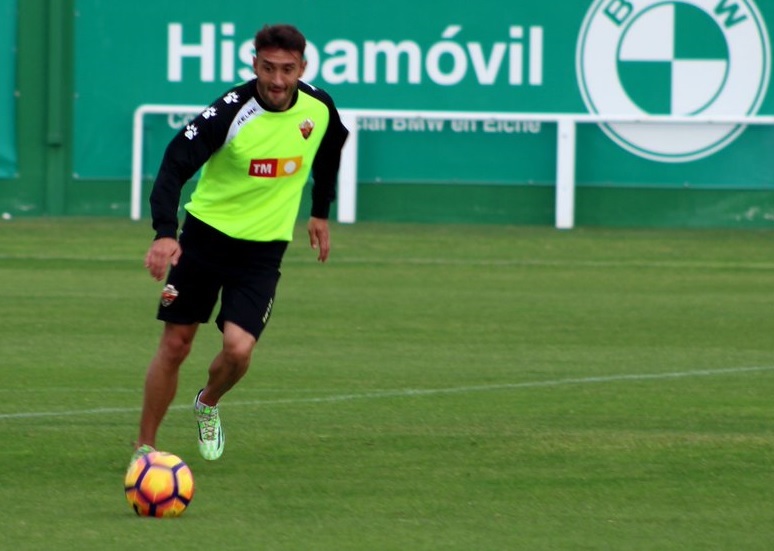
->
xmin=131 ymin=24 xmax=348 ymax=463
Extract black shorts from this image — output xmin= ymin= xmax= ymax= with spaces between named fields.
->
xmin=156 ymin=214 xmax=289 ymax=339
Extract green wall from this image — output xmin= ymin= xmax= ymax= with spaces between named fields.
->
xmin=1 ymin=0 xmax=73 ymax=216
xmin=0 ymin=0 xmax=16 ymax=178
xmin=2 ymin=0 xmax=774 ymax=228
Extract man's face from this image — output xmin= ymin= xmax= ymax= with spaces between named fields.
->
xmin=252 ymin=48 xmax=306 ymax=111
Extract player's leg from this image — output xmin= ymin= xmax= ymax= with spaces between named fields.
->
xmin=136 ymin=215 xmax=221 ymax=458
xmin=137 ymin=322 xmax=200 ymax=449
xmin=193 ymin=322 xmax=256 ymax=460
xmin=193 ymin=244 xmax=284 ymax=460
xmin=198 ymin=321 xmax=257 ymax=406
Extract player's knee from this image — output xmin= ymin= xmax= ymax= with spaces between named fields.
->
xmin=221 ymin=322 xmax=256 ymax=368
xmin=160 ymin=325 xmax=196 ymax=364
xmin=221 ymin=338 xmax=254 ymax=368
xmin=161 ymin=340 xmax=192 ymax=365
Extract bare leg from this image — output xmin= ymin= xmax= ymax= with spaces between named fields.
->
xmin=197 ymin=321 xmax=257 ymax=406
xmin=136 ymin=322 xmax=199 ymax=448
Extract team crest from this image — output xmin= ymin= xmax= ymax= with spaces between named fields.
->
xmin=576 ymin=0 xmax=770 ymax=162
xmin=160 ymin=284 xmax=179 ymax=307
xmin=299 ymin=119 xmax=315 ymax=139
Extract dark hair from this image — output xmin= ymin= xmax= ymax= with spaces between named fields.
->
xmin=254 ymin=24 xmax=306 ymax=56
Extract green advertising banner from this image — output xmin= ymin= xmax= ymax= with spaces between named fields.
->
xmin=0 ymin=0 xmax=17 ymax=178
xmin=74 ymin=0 xmax=774 ymax=190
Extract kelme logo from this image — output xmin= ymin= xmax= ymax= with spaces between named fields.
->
xmin=577 ymin=0 xmax=770 ymax=162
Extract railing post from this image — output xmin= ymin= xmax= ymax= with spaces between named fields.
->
xmin=338 ymin=110 xmax=359 ymax=223
xmin=130 ymin=106 xmax=144 ymax=221
xmin=555 ymin=118 xmax=577 ymax=230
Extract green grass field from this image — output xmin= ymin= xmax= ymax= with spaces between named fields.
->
xmin=2 ymin=218 xmax=774 ymax=550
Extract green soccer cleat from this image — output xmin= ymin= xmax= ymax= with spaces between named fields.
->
xmin=194 ymin=389 xmax=225 ymax=460
xmin=128 ymin=444 xmax=156 ymax=470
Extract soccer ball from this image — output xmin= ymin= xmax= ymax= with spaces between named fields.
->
xmin=124 ymin=451 xmax=195 ymax=517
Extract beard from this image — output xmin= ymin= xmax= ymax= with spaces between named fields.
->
xmin=257 ymin=82 xmax=296 ymax=111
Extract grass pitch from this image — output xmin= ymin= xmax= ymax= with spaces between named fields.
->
xmin=1 ymin=218 xmax=773 ymax=550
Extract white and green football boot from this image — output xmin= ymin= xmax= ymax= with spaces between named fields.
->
xmin=128 ymin=444 xmax=155 ymax=470
xmin=194 ymin=389 xmax=225 ymax=460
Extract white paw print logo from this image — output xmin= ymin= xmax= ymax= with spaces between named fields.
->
xmin=184 ymin=124 xmax=199 ymax=140
xmin=223 ymin=92 xmax=239 ymax=104
xmin=201 ymin=107 xmax=217 ymax=119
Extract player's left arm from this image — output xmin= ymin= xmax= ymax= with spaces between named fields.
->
xmin=306 ymin=88 xmax=348 ymax=262
xmin=307 ymin=217 xmax=330 ymax=263
xmin=309 ymin=90 xmax=349 ymax=221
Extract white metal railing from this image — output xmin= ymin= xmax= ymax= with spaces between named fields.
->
xmin=131 ymin=105 xmax=774 ymax=229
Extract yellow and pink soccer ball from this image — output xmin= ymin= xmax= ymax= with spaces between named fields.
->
xmin=124 ymin=451 xmax=194 ymax=518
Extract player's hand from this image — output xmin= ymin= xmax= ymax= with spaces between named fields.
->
xmin=307 ymin=217 xmax=330 ymax=262
xmin=144 ymin=237 xmax=181 ymax=281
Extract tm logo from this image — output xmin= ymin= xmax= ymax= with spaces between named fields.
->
xmin=577 ymin=0 xmax=770 ymax=162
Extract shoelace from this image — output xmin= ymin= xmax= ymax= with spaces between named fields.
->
xmin=197 ymin=407 xmax=219 ymax=441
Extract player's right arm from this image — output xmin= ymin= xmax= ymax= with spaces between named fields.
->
xmin=145 ymin=112 xmax=221 ymax=280
xmin=149 ymin=115 xmax=223 ymax=240
xmin=148 ymin=83 xmax=251 ymax=241
xmin=144 ymin=237 xmax=181 ymax=281
xmin=145 ymin=84 xmax=253 ymax=280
